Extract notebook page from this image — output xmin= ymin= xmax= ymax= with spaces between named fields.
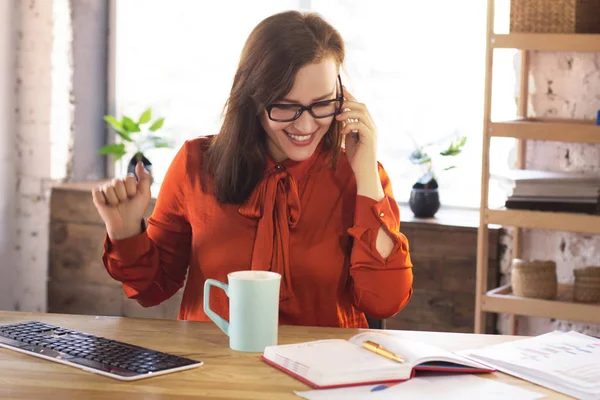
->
xmin=461 ymin=331 xmax=600 ymax=391
xmin=348 ymin=332 xmax=490 ymax=369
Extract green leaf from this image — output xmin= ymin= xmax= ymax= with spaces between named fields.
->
xmin=138 ymin=108 xmax=152 ymax=124
xmin=440 ymin=136 xmax=467 ymax=157
xmin=98 ymin=143 xmax=126 ymax=161
xmin=104 ymin=115 xmax=123 ymax=132
xmin=149 ymin=117 xmax=165 ymax=132
xmin=440 ymin=148 xmax=459 ymax=157
xmin=115 ymin=131 xmax=133 ymax=142
xmin=104 ymin=115 xmax=133 ymax=141
xmin=122 ymin=116 xmax=141 ymax=133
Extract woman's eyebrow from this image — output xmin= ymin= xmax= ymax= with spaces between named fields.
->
xmin=280 ymin=86 xmax=337 ymax=103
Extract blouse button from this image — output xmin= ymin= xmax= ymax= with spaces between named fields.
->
xmin=275 ymin=165 xmax=282 ymax=169
xmin=379 ymin=212 xmax=385 ymax=218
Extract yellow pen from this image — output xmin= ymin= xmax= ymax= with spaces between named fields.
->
xmin=362 ymin=340 xmax=405 ymax=363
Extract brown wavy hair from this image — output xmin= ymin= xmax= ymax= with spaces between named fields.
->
xmin=204 ymin=11 xmax=345 ymax=204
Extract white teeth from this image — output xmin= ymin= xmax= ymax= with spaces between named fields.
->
xmin=286 ymin=132 xmax=311 ymax=142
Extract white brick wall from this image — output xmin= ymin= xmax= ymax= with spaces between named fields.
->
xmin=0 ymin=0 xmax=71 ymax=312
xmin=0 ymin=0 xmax=18 ymax=310
xmin=12 ymin=0 xmax=55 ymax=312
xmin=500 ymin=52 xmax=600 ymax=337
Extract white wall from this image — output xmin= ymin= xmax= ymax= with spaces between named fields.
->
xmin=4 ymin=0 xmax=59 ymax=313
xmin=499 ymin=52 xmax=600 ymax=337
xmin=0 ymin=0 xmax=17 ymax=311
xmin=522 ymin=51 xmax=600 ymax=336
xmin=1 ymin=0 xmax=101 ymax=313
xmin=13 ymin=0 xmax=55 ymax=312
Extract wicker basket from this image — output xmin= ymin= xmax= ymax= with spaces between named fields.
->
xmin=573 ymin=266 xmax=600 ymax=303
xmin=510 ymin=0 xmax=600 ymax=33
xmin=511 ymin=259 xmax=557 ymax=299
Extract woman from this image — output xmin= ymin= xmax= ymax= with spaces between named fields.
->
xmin=92 ymin=10 xmax=413 ymax=328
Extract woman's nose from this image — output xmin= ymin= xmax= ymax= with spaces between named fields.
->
xmin=292 ymin=110 xmax=318 ymax=134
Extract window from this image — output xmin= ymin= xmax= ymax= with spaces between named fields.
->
xmin=114 ymin=0 xmax=517 ymax=208
xmin=114 ymin=0 xmax=300 ymax=179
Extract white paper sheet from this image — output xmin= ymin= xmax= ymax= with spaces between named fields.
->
xmin=294 ymin=374 xmax=546 ymax=400
xmin=461 ymin=331 xmax=600 ymax=390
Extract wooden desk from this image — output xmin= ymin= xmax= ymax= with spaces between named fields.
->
xmin=0 ymin=311 xmax=571 ymax=399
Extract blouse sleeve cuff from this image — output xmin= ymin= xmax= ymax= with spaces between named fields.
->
xmin=354 ymin=195 xmax=399 ymax=233
xmin=103 ymin=221 xmax=152 ymax=265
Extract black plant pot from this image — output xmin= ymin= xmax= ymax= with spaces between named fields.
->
xmin=409 ymin=180 xmax=440 ymax=218
xmin=127 ymin=152 xmax=153 ymax=183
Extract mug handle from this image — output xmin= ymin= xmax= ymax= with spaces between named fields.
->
xmin=203 ymin=279 xmax=230 ymax=336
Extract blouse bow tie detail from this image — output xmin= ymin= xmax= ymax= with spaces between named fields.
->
xmin=238 ymin=166 xmax=301 ymax=301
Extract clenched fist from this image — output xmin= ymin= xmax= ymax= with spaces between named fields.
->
xmin=92 ymin=161 xmax=152 ymax=240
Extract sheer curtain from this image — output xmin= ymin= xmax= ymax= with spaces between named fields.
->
xmin=114 ymin=0 xmax=517 ymax=208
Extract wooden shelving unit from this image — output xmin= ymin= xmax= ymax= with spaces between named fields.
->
xmin=489 ymin=119 xmax=600 ymax=143
xmin=491 ymin=33 xmax=600 ymax=52
xmin=485 ymin=284 xmax=600 ymax=324
xmin=474 ymin=0 xmax=600 ymax=334
xmin=486 ymin=209 xmax=600 ymax=234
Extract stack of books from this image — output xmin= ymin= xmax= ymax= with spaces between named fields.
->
xmin=492 ymin=169 xmax=600 ymax=214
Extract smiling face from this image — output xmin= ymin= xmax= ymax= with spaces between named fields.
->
xmin=261 ymin=59 xmax=339 ymax=163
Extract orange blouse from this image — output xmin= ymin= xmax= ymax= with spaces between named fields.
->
xmin=102 ymin=136 xmax=413 ymax=328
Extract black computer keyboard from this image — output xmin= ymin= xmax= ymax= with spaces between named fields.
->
xmin=0 ymin=321 xmax=202 ymax=381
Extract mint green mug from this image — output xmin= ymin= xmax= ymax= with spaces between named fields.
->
xmin=203 ymin=271 xmax=281 ymax=352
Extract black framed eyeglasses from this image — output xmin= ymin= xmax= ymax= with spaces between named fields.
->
xmin=266 ymin=75 xmax=344 ymax=122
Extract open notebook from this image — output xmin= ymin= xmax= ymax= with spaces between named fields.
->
xmin=261 ymin=331 xmax=494 ymax=389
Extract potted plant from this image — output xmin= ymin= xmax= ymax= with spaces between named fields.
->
xmin=408 ymin=134 xmax=467 ymax=218
xmin=99 ymin=108 xmax=170 ymax=182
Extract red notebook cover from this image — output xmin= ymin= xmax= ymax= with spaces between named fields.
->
xmin=261 ymin=355 xmax=495 ymax=389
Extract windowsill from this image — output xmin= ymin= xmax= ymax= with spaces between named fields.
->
xmin=52 ymin=181 xmax=496 ymax=231
xmin=398 ymin=203 xmax=492 ymax=230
